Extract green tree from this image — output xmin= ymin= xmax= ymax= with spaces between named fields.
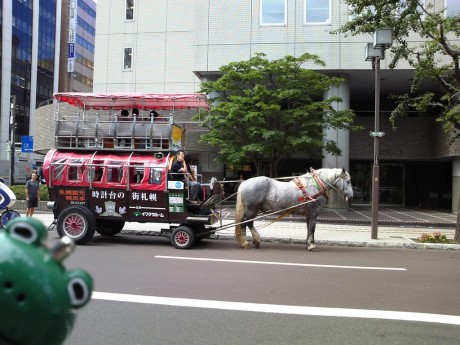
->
xmin=337 ymin=0 xmax=460 ymax=135
xmin=198 ymin=53 xmax=356 ymax=178
xmin=337 ymin=0 xmax=460 ymax=241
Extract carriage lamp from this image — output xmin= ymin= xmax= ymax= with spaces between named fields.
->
xmin=365 ymin=29 xmax=393 ymax=239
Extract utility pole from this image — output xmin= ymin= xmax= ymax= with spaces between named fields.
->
xmin=10 ymin=95 xmax=16 ymax=185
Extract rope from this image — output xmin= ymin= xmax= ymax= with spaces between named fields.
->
xmin=218 ymin=197 xmax=317 ymax=231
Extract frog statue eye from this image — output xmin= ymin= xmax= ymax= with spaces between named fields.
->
xmin=67 ymin=270 xmax=93 ymax=308
xmin=8 ymin=219 xmax=46 ymax=245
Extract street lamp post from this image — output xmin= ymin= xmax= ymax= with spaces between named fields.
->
xmin=9 ymin=95 xmax=16 ymax=185
xmin=365 ymin=29 xmax=393 ymax=239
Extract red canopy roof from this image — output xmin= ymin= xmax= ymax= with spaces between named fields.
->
xmin=53 ymin=92 xmax=209 ymax=110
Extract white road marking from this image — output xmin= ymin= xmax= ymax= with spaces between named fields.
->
xmin=92 ymin=291 xmax=460 ymax=326
xmin=155 ymin=255 xmax=407 ymax=271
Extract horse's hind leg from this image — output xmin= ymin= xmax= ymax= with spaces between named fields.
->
xmin=248 ymin=223 xmax=261 ymax=248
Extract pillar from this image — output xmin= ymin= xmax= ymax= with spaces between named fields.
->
xmin=322 ymin=76 xmax=350 ymax=209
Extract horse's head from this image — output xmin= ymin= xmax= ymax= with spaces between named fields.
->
xmin=333 ymin=168 xmax=353 ymax=202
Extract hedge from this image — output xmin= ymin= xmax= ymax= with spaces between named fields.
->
xmin=10 ymin=184 xmax=50 ymax=201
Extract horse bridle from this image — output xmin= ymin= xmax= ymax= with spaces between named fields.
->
xmin=312 ymin=168 xmax=349 ymax=200
xmin=330 ymin=172 xmax=350 ymax=199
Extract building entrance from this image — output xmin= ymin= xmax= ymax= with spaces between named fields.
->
xmin=350 ymin=163 xmax=404 ymax=206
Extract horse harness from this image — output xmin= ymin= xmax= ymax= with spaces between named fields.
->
xmin=291 ymin=168 xmax=329 ymax=203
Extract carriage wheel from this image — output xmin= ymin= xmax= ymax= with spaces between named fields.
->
xmin=57 ymin=206 xmax=96 ymax=244
xmin=96 ymin=219 xmax=125 ymax=236
xmin=171 ymin=226 xmax=195 ymax=249
xmin=0 ymin=210 xmax=21 ymax=228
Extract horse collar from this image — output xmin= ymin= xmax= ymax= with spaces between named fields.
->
xmin=292 ymin=172 xmax=329 ymax=203
xmin=309 ymin=169 xmax=329 ymax=201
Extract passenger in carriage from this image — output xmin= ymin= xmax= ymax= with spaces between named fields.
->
xmin=119 ymin=109 xmax=130 ymax=121
xmin=185 ymin=154 xmax=204 ymax=201
xmin=150 ymin=110 xmax=168 ymax=122
xmin=94 ymin=168 xmax=103 ymax=182
xmin=170 ymin=150 xmax=201 ymax=204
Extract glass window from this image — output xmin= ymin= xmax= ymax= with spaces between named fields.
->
xmin=68 ymin=159 xmax=85 ymax=181
xmin=305 ymin=0 xmax=330 ymax=24
xmin=107 ymin=162 xmax=123 ymax=183
xmin=52 ymin=159 xmax=66 ymax=181
xmin=260 ymin=0 xmax=286 ymax=25
xmin=445 ymin=0 xmax=460 ymax=17
xmin=126 ymin=0 xmax=134 ymax=20
xmin=149 ymin=168 xmax=163 ymax=185
xmin=123 ymin=47 xmax=133 ymax=70
xmin=130 ymin=165 xmax=144 ymax=184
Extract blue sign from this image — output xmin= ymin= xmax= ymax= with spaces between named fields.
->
xmin=67 ymin=43 xmax=75 ymax=58
xmin=21 ymin=136 xmax=33 ymax=153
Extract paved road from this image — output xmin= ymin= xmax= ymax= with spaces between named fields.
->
xmin=58 ymin=236 xmax=460 ymax=345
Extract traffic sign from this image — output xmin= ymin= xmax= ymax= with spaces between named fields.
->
xmin=369 ymin=131 xmax=385 ymax=137
xmin=21 ymin=136 xmax=33 ymax=152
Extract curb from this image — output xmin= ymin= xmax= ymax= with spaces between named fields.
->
xmin=118 ymin=230 xmax=460 ymax=250
xmin=209 ymin=234 xmax=460 ymax=250
xmin=210 ymin=234 xmax=460 ymax=250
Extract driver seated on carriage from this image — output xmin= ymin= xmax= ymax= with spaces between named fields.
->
xmin=169 ymin=150 xmax=202 ymax=204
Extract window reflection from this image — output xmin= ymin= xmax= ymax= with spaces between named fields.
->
xmin=124 ymin=47 xmax=133 ymax=70
xmin=305 ymin=0 xmax=330 ymax=24
xmin=446 ymin=0 xmax=460 ymax=17
xmin=126 ymin=0 xmax=134 ymax=20
xmin=261 ymin=0 xmax=285 ymax=25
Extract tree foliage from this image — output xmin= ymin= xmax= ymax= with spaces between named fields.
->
xmin=337 ymin=0 xmax=460 ymax=240
xmin=198 ymin=53 xmax=356 ymax=177
xmin=337 ymin=0 xmax=460 ymax=137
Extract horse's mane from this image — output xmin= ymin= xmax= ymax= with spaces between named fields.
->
xmin=302 ymin=168 xmax=349 ymax=182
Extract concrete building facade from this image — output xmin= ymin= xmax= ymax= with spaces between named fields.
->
xmin=93 ymin=0 xmax=460 ymax=211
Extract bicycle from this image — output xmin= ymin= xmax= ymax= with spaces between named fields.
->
xmin=0 ymin=207 xmax=20 ymax=228
xmin=0 ymin=179 xmax=21 ymax=228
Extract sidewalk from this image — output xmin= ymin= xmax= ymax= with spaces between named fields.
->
xmin=29 ymin=212 xmax=460 ymax=250
xmin=212 ymin=220 xmax=460 ymax=250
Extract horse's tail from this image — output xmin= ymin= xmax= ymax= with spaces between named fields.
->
xmin=234 ymin=188 xmax=245 ymax=241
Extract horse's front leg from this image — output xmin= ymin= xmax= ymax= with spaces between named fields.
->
xmin=248 ymin=224 xmax=261 ymax=248
xmin=306 ymin=216 xmax=318 ymax=252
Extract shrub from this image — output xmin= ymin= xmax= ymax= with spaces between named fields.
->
xmin=417 ymin=232 xmax=448 ymax=243
xmin=10 ymin=184 xmax=50 ymax=201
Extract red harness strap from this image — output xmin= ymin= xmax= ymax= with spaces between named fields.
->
xmin=292 ymin=177 xmax=310 ymax=202
xmin=310 ymin=170 xmax=329 ymax=201
xmin=292 ymin=170 xmax=329 ymax=203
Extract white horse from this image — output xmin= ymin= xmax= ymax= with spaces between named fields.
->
xmin=234 ymin=168 xmax=353 ymax=251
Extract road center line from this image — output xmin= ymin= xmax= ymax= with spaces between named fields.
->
xmin=92 ymin=291 xmax=460 ymax=326
xmin=155 ymin=255 xmax=407 ymax=271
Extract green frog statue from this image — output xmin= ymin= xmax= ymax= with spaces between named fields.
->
xmin=0 ymin=217 xmax=93 ymax=345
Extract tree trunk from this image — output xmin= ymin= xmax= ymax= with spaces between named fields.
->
xmin=269 ymin=158 xmax=279 ymax=178
xmin=455 ymin=192 xmax=459 ymax=242
xmin=254 ymin=159 xmax=264 ymax=177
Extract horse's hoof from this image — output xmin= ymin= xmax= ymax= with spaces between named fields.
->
xmin=253 ymin=241 xmax=260 ymax=249
xmin=307 ymin=245 xmax=318 ymax=252
xmin=242 ymin=243 xmax=251 ymax=249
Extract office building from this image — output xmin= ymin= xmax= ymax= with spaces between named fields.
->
xmin=90 ymin=0 xmax=459 ymax=210
xmin=4 ymin=0 xmax=97 ymax=177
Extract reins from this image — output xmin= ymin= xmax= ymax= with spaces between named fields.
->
xmin=218 ymin=197 xmax=319 ymax=231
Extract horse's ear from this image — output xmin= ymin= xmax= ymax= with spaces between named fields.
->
xmin=342 ymin=167 xmax=346 ymax=173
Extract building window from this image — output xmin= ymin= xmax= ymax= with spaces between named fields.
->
xmin=123 ymin=47 xmax=133 ymax=70
xmin=445 ymin=0 xmax=460 ymax=17
xmin=305 ymin=0 xmax=331 ymax=24
xmin=260 ymin=0 xmax=286 ymax=25
xmin=126 ymin=0 xmax=134 ymax=20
